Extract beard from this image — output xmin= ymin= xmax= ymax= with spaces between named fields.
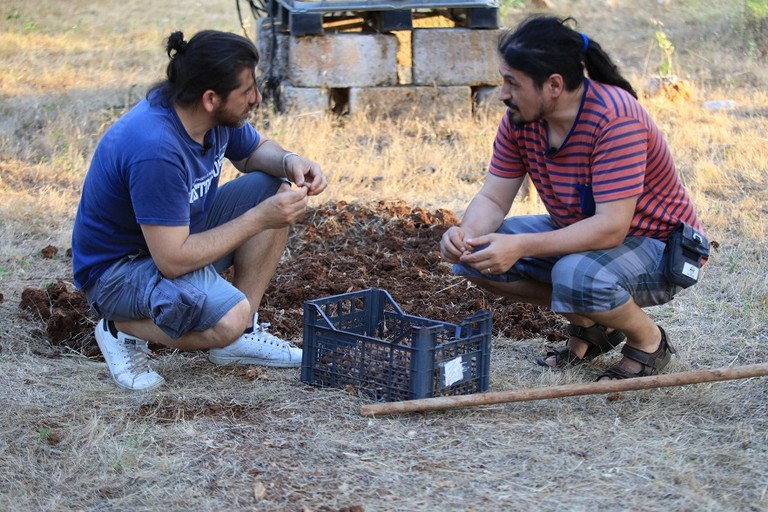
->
xmin=214 ymin=105 xmax=252 ymax=128
xmin=504 ymin=99 xmax=545 ymax=128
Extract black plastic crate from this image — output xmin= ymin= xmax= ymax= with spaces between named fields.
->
xmin=301 ymin=288 xmax=492 ymax=402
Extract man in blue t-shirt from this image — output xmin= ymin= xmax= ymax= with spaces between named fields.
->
xmin=72 ymin=30 xmax=328 ymax=391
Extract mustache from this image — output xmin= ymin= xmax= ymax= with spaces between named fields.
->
xmin=503 ymin=99 xmax=518 ymax=110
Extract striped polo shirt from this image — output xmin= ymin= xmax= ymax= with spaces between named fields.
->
xmin=489 ymin=78 xmax=702 ymax=241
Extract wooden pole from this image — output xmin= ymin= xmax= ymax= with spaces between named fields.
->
xmin=359 ymin=363 xmax=768 ymax=417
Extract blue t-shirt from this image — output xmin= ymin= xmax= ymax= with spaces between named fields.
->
xmin=72 ymin=90 xmax=260 ymax=290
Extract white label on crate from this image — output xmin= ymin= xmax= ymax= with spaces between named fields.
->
xmin=443 ymin=356 xmax=464 ymax=387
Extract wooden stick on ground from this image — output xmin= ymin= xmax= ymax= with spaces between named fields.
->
xmin=359 ymin=363 xmax=768 ymax=417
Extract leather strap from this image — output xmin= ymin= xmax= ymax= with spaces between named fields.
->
xmin=620 ymin=326 xmax=677 ymax=367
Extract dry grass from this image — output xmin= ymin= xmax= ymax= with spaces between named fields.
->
xmin=1 ymin=0 xmax=767 ymax=510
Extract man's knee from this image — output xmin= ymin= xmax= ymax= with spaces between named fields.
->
xmin=552 ymin=254 xmax=591 ymax=284
xmin=551 ymin=254 xmax=625 ymax=311
xmin=207 ymin=300 xmax=252 ymax=348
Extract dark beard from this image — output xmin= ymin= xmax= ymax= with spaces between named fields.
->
xmin=504 ymin=101 xmax=527 ymax=128
xmin=504 ymin=99 xmax=544 ymax=128
xmin=214 ymin=107 xmax=250 ymax=128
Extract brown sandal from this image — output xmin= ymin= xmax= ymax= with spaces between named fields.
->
xmin=596 ymin=326 xmax=677 ymax=380
xmin=536 ymin=323 xmax=626 ymax=368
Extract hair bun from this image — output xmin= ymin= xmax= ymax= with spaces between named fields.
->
xmin=166 ymin=31 xmax=187 ymax=57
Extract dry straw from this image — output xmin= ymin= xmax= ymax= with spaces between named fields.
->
xmin=1 ymin=0 xmax=767 ymax=510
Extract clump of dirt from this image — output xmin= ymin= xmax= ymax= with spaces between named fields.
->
xmin=41 ymin=245 xmax=58 ymax=259
xmin=20 ymin=201 xmax=566 ymax=356
xmin=643 ymin=76 xmax=695 ymax=102
xmin=19 ymin=280 xmax=97 ymax=356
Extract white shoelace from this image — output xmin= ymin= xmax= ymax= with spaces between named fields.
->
xmin=123 ymin=339 xmax=154 ymax=374
xmin=247 ymin=322 xmax=301 ymax=350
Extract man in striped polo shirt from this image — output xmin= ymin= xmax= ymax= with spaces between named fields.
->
xmin=440 ymin=15 xmax=706 ymax=381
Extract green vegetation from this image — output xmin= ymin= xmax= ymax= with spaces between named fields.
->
xmin=655 ymin=30 xmax=676 ymax=77
xmin=747 ymin=0 xmax=768 ymax=18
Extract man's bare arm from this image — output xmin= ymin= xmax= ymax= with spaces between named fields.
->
xmin=141 ymin=187 xmax=308 ymax=279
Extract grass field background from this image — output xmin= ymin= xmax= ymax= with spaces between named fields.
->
xmin=1 ymin=0 xmax=767 ymax=510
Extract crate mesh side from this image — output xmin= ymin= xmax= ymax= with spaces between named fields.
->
xmin=306 ymin=330 xmax=415 ymax=401
xmin=303 ymin=290 xmax=491 ymax=402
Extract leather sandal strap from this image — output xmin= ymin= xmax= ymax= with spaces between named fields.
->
xmin=659 ymin=326 xmax=676 ymax=354
xmin=568 ymin=323 xmax=625 ymax=353
xmin=549 ymin=345 xmax=583 ymax=366
xmin=621 ymin=343 xmax=660 ymax=367
xmin=567 ymin=323 xmax=607 ymax=346
xmin=620 ymin=326 xmax=676 ymax=367
xmin=597 ymin=326 xmax=677 ymax=381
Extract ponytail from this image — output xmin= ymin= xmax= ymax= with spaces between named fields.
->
xmin=580 ymin=31 xmax=637 ymax=98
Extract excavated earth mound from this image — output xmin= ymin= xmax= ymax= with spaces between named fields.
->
xmin=20 ymin=201 xmax=566 ymax=357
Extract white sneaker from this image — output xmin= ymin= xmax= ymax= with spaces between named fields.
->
xmin=208 ymin=314 xmax=302 ymax=368
xmin=94 ymin=319 xmax=165 ymax=391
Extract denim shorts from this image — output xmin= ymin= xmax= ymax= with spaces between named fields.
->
xmin=85 ymin=172 xmax=285 ymax=339
xmin=452 ymin=215 xmax=681 ymax=314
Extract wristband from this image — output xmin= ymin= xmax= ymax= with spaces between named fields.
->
xmin=281 ymin=152 xmax=298 ymax=181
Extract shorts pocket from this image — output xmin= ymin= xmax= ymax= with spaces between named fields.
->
xmin=148 ymin=278 xmax=207 ymax=340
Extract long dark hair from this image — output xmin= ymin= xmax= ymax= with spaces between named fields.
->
xmin=149 ymin=30 xmax=259 ymax=106
xmin=498 ymin=15 xmax=637 ymax=98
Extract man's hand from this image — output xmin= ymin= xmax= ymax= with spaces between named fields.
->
xmin=141 ymin=186 xmax=309 ymax=279
xmin=459 ymin=233 xmax=525 ymax=274
xmin=234 ymin=139 xmax=329 ymax=197
xmin=454 ymin=196 xmax=640 ymax=275
xmin=253 ymin=186 xmax=309 ymax=229
xmin=442 ymin=228 xmax=524 ymax=275
xmin=283 ymin=154 xmax=328 ymax=196
xmin=440 ymin=226 xmax=470 ymax=263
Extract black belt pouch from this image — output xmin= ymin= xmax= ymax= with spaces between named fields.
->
xmin=664 ymin=222 xmax=709 ymax=288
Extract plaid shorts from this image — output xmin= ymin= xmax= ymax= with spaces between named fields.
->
xmin=85 ymin=172 xmax=285 ymax=339
xmin=452 ymin=215 xmax=681 ymax=314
